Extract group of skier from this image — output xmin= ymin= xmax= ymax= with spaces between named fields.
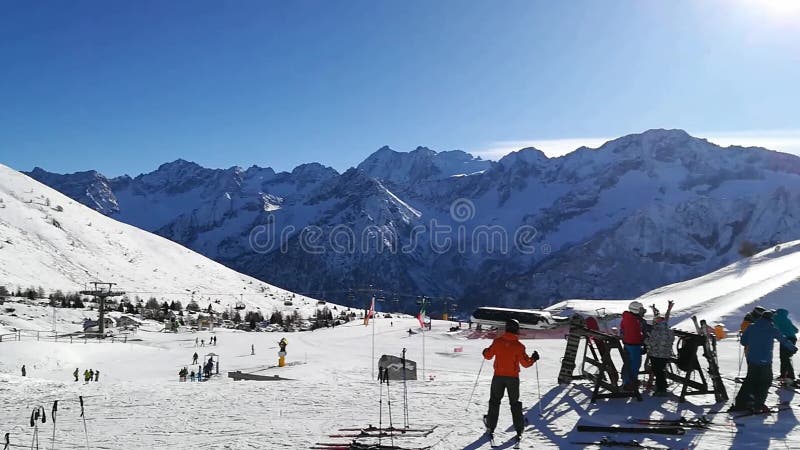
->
xmin=731 ymin=306 xmax=798 ymax=412
xmin=194 ymin=336 xmax=217 ymax=347
xmin=73 ymin=367 xmax=99 ymax=383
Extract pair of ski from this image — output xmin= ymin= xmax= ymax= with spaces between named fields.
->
xmin=576 ymin=424 xmax=685 ymax=435
xmin=729 ymin=402 xmax=792 ymax=419
xmin=331 ymin=426 xmax=436 ymax=439
xmin=312 ymin=443 xmax=431 ymax=450
xmin=629 ymin=416 xmax=711 ymax=429
xmin=485 ymin=433 xmax=523 ymax=449
xmin=483 ymin=415 xmax=523 ymax=448
xmin=572 ymin=436 xmax=669 ymax=449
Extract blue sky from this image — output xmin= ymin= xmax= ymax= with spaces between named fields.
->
xmin=1 ymin=0 xmax=799 ymax=176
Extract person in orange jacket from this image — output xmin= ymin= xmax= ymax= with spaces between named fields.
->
xmin=482 ymin=319 xmax=539 ymax=446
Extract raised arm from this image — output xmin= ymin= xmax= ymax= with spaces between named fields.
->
xmin=665 ymin=300 xmax=675 ymax=322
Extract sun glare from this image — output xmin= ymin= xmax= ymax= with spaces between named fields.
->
xmin=743 ymin=0 xmax=800 ymax=18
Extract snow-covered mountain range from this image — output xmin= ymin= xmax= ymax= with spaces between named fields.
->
xmin=0 ymin=164 xmax=327 ymax=315
xmin=23 ymin=129 xmax=800 ymax=313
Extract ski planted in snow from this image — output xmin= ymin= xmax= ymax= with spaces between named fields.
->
xmin=572 ymin=436 xmax=670 ymax=449
xmin=691 ymin=316 xmax=728 ymax=402
xmin=577 ymin=424 xmax=685 ymax=435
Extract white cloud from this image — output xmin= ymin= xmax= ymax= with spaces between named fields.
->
xmin=699 ymin=130 xmax=800 ymax=155
xmin=475 ymin=130 xmax=800 ymax=160
xmin=473 ymin=137 xmax=612 ymax=160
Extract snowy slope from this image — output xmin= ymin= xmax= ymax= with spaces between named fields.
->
xmin=548 ymin=240 xmax=800 ymax=331
xmin=0 ymin=164 xmax=325 ymax=314
xmin=2 ymin=313 xmax=800 ymax=448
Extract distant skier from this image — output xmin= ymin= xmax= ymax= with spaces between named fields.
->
xmin=195 ymin=337 xmax=199 ymax=347
xmin=83 ymin=369 xmax=91 ymax=384
xmin=481 ymin=319 xmax=539 ymax=447
xmin=21 ymin=365 xmax=26 ymax=377
xmin=645 ymin=301 xmax=675 ymax=397
xmin=279 ymin=338 xmax=288 ymax=353
xmin=201 ymin=339 xmax=205 ymax=347
xmin=74 ymin=368 xmax=79 ymax=382
xmin=620 ymin=301 xmax=646 ymax=391
xmin=190 ymin=370 xmax=195 ymax=382
xmin=192 ymin=352 xmax=198 ymax=364
xmin=251 ymin=344 xmax=255 ymax=356
xmin=773 ymin=309 xmax=799 ymax=385
xmin=94 ymin=370 xmax=99 ymax=382
xmin=731 ymin=309 xmax=797 ymax=412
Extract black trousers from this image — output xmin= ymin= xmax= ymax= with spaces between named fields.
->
xmin=734 ymin=363 xmax=772 ymax=409
xmin=486 ymin=376 xmax=524 ymax=435
xmin=650 ymin=357 xmax=669 ymax=393
xmin=780 ymin=336 xmax=797 ymax=380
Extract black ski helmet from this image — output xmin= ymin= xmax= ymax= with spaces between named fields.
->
xmin=762 ymin=309 xmax=775 ymax=321
xmin=505 ymin=319 xmax=520 ymax=334
xmin=752 ymin=306 xmax=766 ymax=319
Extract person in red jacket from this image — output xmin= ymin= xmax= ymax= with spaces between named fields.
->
xmin=482 ymin=319 xmax=540 ymax=446
xmin=620 ymin=301 xmax=646 ymax=390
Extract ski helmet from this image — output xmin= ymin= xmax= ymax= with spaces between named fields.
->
xmin=761 ymin=309 xmax=775 ymax=321
xmin=752 ymin=306 xmax=766 ymax=319
xmin=628 ymin=301 xmax=644 ymax=315
xmin=505 ymin=319 xmax=520 ymax=334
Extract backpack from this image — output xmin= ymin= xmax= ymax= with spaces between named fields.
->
xmin=676 ymin=336 xmax=700 ymax=372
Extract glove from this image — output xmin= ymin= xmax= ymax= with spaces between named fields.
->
xmin=531 ymin=351 xmax=540 ymax=362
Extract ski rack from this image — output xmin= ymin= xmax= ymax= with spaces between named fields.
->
xmin=558 ymin=315 xmax=642 ymax=402
xmin=643 ymin=329 xmax=727 ymax=403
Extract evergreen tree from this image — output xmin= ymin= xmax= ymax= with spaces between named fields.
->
xmin=37 ymin=286 xmax=46 ymax=299
xmin=232 ymin=310 xmax=242 ymax=324
xmin=186 ymin=300 xmax=200 ymax=312
xmin=0 ymin=286 xmax=9 ymax=297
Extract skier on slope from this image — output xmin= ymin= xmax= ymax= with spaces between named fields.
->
xmin=482 ymin=319 xmax=540 ymax=447
xmin=773 ymin=309 xmax=799 ymax=386
xmin=731 ymin=309 xmax=798 ymax=413
xmin=620 ymin=301 xmax=646 ymax=391
xmin=73 ymin=367 xmax=79 ymax=382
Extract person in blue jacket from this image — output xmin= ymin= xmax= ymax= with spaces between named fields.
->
xmin=731 ymin=309 xmax=798 ymax=412
xmin=773 ymin=309 xmax=799 ymax=385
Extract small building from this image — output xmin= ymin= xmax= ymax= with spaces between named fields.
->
xmin=83 ymin=317 xmax=117 ymax=333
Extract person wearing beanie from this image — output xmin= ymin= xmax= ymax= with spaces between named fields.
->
xmin=482 ymin=319 xmax=539 ymax=447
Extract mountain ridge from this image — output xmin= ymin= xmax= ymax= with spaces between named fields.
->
xmin=23 ymin=129 xmax=800 ymax=313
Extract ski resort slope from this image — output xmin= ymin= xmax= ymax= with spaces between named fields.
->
xmin=0 ymin=164 xmax=324 ymax=314
xmin=548 ymin=240 xmax=800 ymax=331
xmin=2 ymin=311 xmax=800 ymax=449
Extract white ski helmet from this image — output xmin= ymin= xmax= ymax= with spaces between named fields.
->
xmin=628 ymin=301 xmax=644 ymax=315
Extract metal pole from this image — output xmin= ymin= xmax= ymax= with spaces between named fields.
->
xmin=371 ymin=296 xmax=376 ymax=380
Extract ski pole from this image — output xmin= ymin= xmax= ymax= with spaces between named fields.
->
xmin=79 ymin=396 xmax=89 ymax=450
xmin=401 ymin=348 xmax=409 ymax=429
xmin=535 ymin=361 xmax=543 ymax=417
xmin=466 ymin=358 xmax=486 ymax=411
xmin=51 ymin=400 xmax=58 ymax=450
xmin=386 ymin=375 xmax=394 ymax=447
xmin=737 ymin=331 xmax=743 ymax=378
xmin=378 ymin=367 xmax=384 ymax=447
